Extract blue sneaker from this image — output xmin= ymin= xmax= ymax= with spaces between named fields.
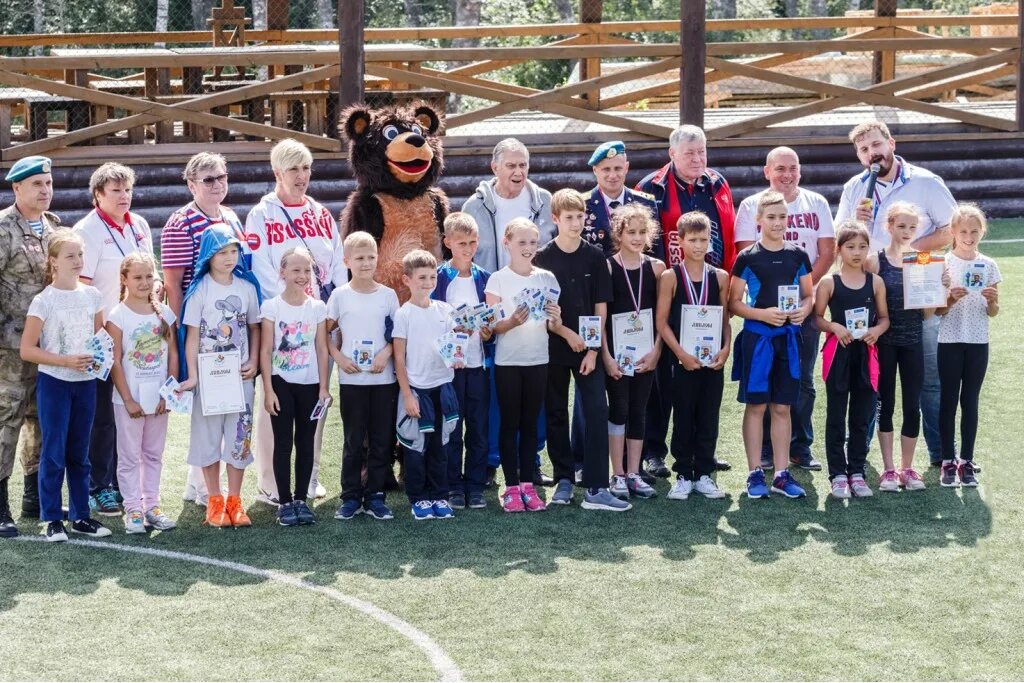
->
xmin=411 ymin=500 xmax=435 ymax=520
xmin=550 ymin=478 xmax=573 ymax=505
xmin=771 ymin=470 xmax=807 ymax=499
xmin=364 ymin=494 xmax=394 ymax=520
xmin=432 ymin=500 xmax=455 ymax=519
xmin=746 ymin=469 xmax=770 ymax=499
xmin=90 ymin=488 xmax=121 ymax=517
xmin=333 ymin=498 xmax=363 ymax=520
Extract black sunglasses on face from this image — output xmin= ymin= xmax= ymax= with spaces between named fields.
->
xmin=198 ymin=174 xmax=228 ymax=186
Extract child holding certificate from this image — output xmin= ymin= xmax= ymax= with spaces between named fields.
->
xmin=866 ymin=202 xmax=930 ymax=492
xmin=936 ymin=204 xmax=1001 ymax=488
xmin=729 ymin=191 xmax=813 ymax=500
xmin=601 ymin=204 xmax=663 ymax=500
xmin=177 ymin=223 xmax=262 ymax=528
xmin=20 ymin=230 xmax=111 ymax=542
xmin=107 ymin=252 xmax=178 ymax=534
xmin=814 ymin=221 xmax=889 ymax=500
xmin=260 ymin=247 xmax=330 ymax=527
xmin=326 ymin=231 xmax=399 ymax=521
xmin=485 ymin=218 xmax=561 ymax=513
xmin=656 ymin=212 xmax=730 ymax=501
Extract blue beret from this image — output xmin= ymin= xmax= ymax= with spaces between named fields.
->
xmin=588 ymin=141 xmax=625 ymax=166
xmin=5 ymin=156 xmax=52 ymax=183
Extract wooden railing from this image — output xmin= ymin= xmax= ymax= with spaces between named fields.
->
xmin=0 ymin=13 xmax=1020 ymax=160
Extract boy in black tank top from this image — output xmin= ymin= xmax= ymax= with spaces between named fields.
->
xmin=656 ymin=212 xmax=731 ymax=500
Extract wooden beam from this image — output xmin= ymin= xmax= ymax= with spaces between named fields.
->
xmin=1019 ymin=0 xmax=1024 ymax=131
xmin=339 ymin=0 xmax=365 ymax=109
xmin=873 ymin=0 xmax=897 ymax=83
xmin=579 ymin=0 xmax=603 ymax=108
xmin=680 ymin=0 xmax=705 ymax=127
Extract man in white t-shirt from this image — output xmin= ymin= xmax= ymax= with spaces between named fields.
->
xmin=835 ymin=120 xmax=956 ymax=465
xmin=735 ymin=146 xmax=836 ymax=472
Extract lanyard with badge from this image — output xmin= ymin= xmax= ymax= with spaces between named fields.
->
xmin=277 ymin=204 xmax=334 ymax=303
xmin=610 ymin=255 xmax=654 ymax=357
xmin=97 ymin=210 xmax=141 ymax=257
xmin=679 ymin=263 xmax=722 ymax=366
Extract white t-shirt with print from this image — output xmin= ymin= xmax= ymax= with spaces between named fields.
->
xmin=734 ymin=188 xmax=835 ymax=264
xmin=444 ymin=274 xmax=484 ymax=369
xmin=182 ymin=275 xmax=261 ymax=364
xmin=392 ymin=300 xmax=455 ymax=390
xmin=326 ymin=283 xmax=400 ymax=386
xmin=27 ymin=284 xmax=103 ymax=382
xmin=484 ymin=266 xmax=559 ymax=367
xmin=493 ymin=191 xmax=533 ymax=270
xmin=73 ymin=210 xmax=154 ymax=315
xmin=939 ymin=253 xmax=1002 ymax=345
xmin=260 ymin=296 xmax=328 ymax=385
xmin=107 ymin=302 xmax=176 ymax=409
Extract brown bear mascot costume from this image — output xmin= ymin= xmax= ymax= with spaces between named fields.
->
xmin=340 ymin=103 xmax=448 ymax=302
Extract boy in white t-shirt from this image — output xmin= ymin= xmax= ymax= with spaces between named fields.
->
xmin=392 ymin=250 xmax=460 ymax=521
xmin=326 ymin=231 xmax=400 ymax=522
xmin=431 ymin=213 xmax=493 ymax=510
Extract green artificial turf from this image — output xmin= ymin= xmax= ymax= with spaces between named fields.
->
xmin=2 ymin=221 xmax=1023 ymax=681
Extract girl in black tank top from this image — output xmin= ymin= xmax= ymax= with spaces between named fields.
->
xmin=813 ymin=222 xmax=890 ymax=497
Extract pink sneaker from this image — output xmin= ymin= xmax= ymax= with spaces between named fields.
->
xmin=900 ymin=468 xmax=926 ymax=491
xmin=520 ymin=483 xmax=546 ymax=512
xmin=878 ymin=469 xmax=900 ymax=493
xmin=502 ymin=486 xmax=525 ymax=513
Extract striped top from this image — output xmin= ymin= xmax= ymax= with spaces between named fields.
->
xmin=160 ymin=203 xmax=244 ymax=292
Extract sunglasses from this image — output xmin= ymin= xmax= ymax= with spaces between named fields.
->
xmin=197 ymin=174 xmax=228 ymax=186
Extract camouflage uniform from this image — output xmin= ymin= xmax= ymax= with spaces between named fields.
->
xmin=0 ymin=204 xmax=57 ymax=482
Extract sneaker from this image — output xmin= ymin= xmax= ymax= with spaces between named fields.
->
xmin=573 ymin=465 xmax=584 ymax=486
xmin=581 ymin=488 xmax=632 ymax=512
xmin=878 ymin=470 xmax=900 ymax=493
xmin=746 ymin=469 xmax=770 ymax=499
xmin=831 ymin=475 xmax=851 ymax=499
xmin=309 ymin=479 xmax=327 ymax=500
xmin=90 ymin=488 xmax=121 ymax=517
xmin=609 ymin=475 xmax=629 ymax=499
xmin=182 ymin=482 xmax=208 ymax=508
xmin=0 ymin=510 xmax=16 ymax=539
xmin=900 ymin=468 xmax=926 ymax=491
xmin=254 ymin=489 xmax=280 ymax=506
xmin=693 ymin=475 xmax=725 ymax=499
xmin=637 ymin=466 xmax=657 ymax=486
xmin=432 ymin=500 xmax=455 ymax=519
xmin=958 ymin=461 xmax=978 ymax=487
xmin=277 ymin=502 xmax=299 ymax=527
xmin=205 ymin=495 xmax=230 ymax=527
xmin=520 ymin=483 xmax=546 ymax=512
xmin=550 ymin=479 xmax=573 ymax=505
xmin=334 ymin=498 xmax=363 ymax=520
xmin=467 ymin=493 xmax=487 ymax=509
xmin=70 ymin=518 xmax=112 ymax=537
xmin=644 ymin=456 xmax=671 ymax=478
xmin=144 ymin=507 xmax=176 ymax=531
xmin=714 ymin=458 xmax=733 ymax=472
xmin=940 ymin=460 xmax=959 ymax=487
xmin=411 ymin=500 xmax=435 ymax=520
xmin=124 ymin=510 xmax=146 ymax=534
xmin=849 ymin=474 xmax=873 ymax=497
xmin=44 ymin=520 xmax=68 ymax=542
xmin=293 ymin=499 xmax=316 ymax=525
xmin=790 ymin=454 xmax=823 ymax=471
xmin=668 ymin=476 xmax=693 ymax=500
xmin=502 ymin=486 xmax=525 ymax=513
xmin=534 ymin=470 xmax=555 ymax=487
xmin=626 ymin=473 xmax=657 ymax=499
xmin=364 ymin=494 xmax=394 ymax=520
xmin=770 ymin=470 xmax=806 ymax=499
xmin=449 ymin=491 xmax=467 ymax=510
xmin=225 ymin=496 xmax=252 ymax=527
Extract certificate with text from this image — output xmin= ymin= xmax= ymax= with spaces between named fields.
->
xmin=681 ymin=305 xmax=723 ymax=367
xmin=611 ymin=309 xmax=654 ymax=358
xmin=198 ymin=351 xmax=245 ymax=416
xmin=902 ymin=251 xmax=946 ymax=310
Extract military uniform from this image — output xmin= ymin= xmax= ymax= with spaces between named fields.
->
xmin=582 ymin=186 xmax=657 ymax=257
xmin=0 ymin=203 xmax=58 ymax=483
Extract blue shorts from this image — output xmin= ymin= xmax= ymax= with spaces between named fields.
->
xmin=735 ymin=330 xmax=801 ymax=406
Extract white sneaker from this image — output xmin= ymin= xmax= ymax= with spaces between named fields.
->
xmin=144 ymin=506 xmax=177 ymax=531
xmin=124 ymin=510 xmax=146 ymax=535
xmin=308 ymin=479 xmax=327 ymax=500
xmin=255 ymin=489 xmax=280 ymax=506
xmin=667 ymin=476 xmax=693 ymax=500
xmin=195 ymin=491 xmax=208 ymax=507
xmin=849 ymin=474 xmax=874 ymax=497
xmin=182 ymin=482 xmax=197 ymax=502
xmin=693 ymin=475 xmax=725 ymax=499
xmin=831 ymin=475 xmax=851 ymax=499
xmin=609 ymin=475 xmax=629 ymax=499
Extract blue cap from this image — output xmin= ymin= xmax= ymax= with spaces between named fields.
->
xmin=588 ymin=141 xmax=625 ymax=166
xmin=5 ymin=156 xmax=52 ymax=183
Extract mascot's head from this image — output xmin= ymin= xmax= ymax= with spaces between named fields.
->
xmin=342 ymin=103 xmax=444 ymax=199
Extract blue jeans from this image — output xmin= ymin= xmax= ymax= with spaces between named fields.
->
xmin=37 ymin=372 xmax=96 ymax=522
xmin=487 ymin=364 xmax=545 ymax=470
xmin=448 ymin=366 xmax=489 ymax=496
xmin=762 ymin=321 xmax=819 ymax=459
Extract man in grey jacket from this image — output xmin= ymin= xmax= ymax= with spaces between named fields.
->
xmin=461 ymin=138 xmax=555 ymax=273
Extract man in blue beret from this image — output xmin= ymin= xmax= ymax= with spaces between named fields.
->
xmin=0 ymin=155 xmax=58 ymax=537
xmin=581 ymin=141 xmax=657 ymax=257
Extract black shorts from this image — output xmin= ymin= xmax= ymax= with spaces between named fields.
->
xmin=735 ymin=329 xmax=801 ymax=406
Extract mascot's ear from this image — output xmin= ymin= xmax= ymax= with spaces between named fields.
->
xmin=412 ymin=105 xmax=441 ymax=135
xmin=343 ymin=107 xmax=373 ymax=141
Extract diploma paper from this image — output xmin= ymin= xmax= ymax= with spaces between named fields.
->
xmin=198 ymin=351 xmax=245 ymax=416
xmin=611 ymin=309 xmax=654 ymax=358
xmin=681 ymin=305 xmax=723 ymax=367
xmin=902 ymin=251 xmax=946 ymax=310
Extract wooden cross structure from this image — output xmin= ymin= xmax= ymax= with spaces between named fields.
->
xmin=208 ymin=0 xmax=250 ymax=47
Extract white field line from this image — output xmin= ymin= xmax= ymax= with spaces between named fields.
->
xmin=984 ymin=238 xmax=1024 ymax=244
xmin=13 ymin=536 xmax=463 ymax=682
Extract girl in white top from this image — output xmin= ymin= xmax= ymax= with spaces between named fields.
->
xmin=107 ymin=252 xmax=178 ymax=534
xmin=936 ymin=204 xmax=1002 ymax=488
xmin=484 ymin=217 xmax=561 ymax=513
xmin=20 ymin=230 xmax=111 ymax=542
xmin=259 ymin=247 xmax=330 ymax=527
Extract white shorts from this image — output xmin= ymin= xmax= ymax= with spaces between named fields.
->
xmin=186 ymin=379 xmax=256 ymax=469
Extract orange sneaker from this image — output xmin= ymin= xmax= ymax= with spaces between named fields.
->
xmin=205 ymin=495 xmax=230 ymax=527
xmin=226 ymin=496 xmax=252 ymax=527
